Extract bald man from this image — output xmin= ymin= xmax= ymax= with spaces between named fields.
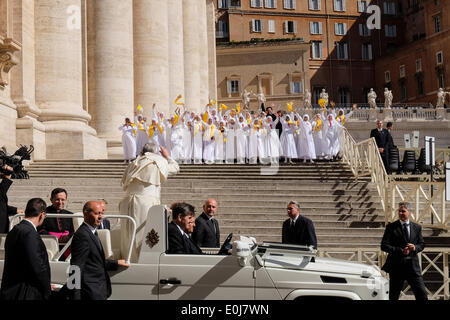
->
xmin=70 ymin=201 xmax=129 ymax=300
xmin=192 ymin=198 xmax=220 ymax=248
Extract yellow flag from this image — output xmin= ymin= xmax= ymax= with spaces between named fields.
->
xmin=136 ymin=104 xmax=143 ymax=113
xmin=174 ymin=94 xmax=184 ymax=106
xmin=236 ymin=103 xmax=241 ymax=114
xmin=287 ymin=102 xmax=293 ymax=112
xmin=318 ymin=99 xmax=326 ymax=108
xmin=202 ymin=112 xmax=209 ymax=123
xmin=220 ymin=104 xmax=228 ymax=111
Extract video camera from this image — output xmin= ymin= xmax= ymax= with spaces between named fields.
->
xmin=0 ymin=145 xmax=34 ymax=179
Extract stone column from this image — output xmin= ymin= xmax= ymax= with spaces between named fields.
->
xmin=198 ymin=0 xmax=209 ymax=107
xmin=34 ymin=0 xmax=106 ymax=159
xmin=168 ymin=0 xmax=184 ymax=114
xmin=183 ymin=0 xmax=201 ymax=113
xmin=8 ymin=0 xmax=46 ymax=159
xmin=134 ymin=0 xmax=170 ymax=117
xmin=206 ymin=0 xmax=217 ymax=101
xmin=90 ymin=0 xmax=134 ymax=158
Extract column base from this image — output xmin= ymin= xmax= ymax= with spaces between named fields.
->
xmin=16 ymin=117 xmax=47 ymax=160
xmin=45 ymin=131 xmax=107 ymax=160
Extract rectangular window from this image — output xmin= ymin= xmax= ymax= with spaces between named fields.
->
xmin=310 ymin=21 xmax=322 ymax=34
xmin=359 ymin=23 xmax=371 ymax=36
xmin=218 ymin=0 xmax=227 ymax=8
xmin=438 ymin=73 xmax=445 ymax=88
xmin=385 ymin=25 xmax=397 ymax=37
xmin=339 ymin=88 xmax=350 ymax=104
xmin=416 ymin=59 xmax=422 ymax=72
xmin=230 ymin=0 xmax=241 ymax=7
xmin=265 ymin=0 xmax=277 ymax=8
xmin=312 ymin=41 xmax=323 ymax=59
xmin=358 ymin=0 xmax=368 ymax=12
xmin=399 ymin=65 xmax=406 ymax=78
xmin=385 ymin=71 xmax=391 ymax=83
xmin=334 ymin=0 xmax=346 ymax=11
xmin=384 ymin=2 xmax=396 ymax=14
xmin=401 ymin=81 xmax=407 ymax=100
xmin=227 ymin=79 xmax=240 ymax=94
xmin=362 ymin=43 xmax=373 ymax=60
xmin=252 ymin=19 xmax=264 ymax=32
xmin=284 ymin=0 xmax=296 ymax=9
xmin=291 ymin=76 xmax=303 ymax=94
xmin=216 ymin=21 xmax=229 ymax=38
xmin=251 ymin=0 xmax=263 ymax=8
xmin=285 ymin=21 xmax=298 ymax=34
xmin=434 ymin=15 xmax=441 ymax=33
xmin=417 ymin=77 xmax=424 ymax=96
xmin=309 ymin=0 xmax=321 ymax=10
xmin=268 ymin=20 xmax=275 ymax=33
xmin=335 ymin=23 xmax=347 ymax=35
xmin=336 ymin=42 xmax=348 ymax=59
xmin=437 ymin=51 xmax=443 ymax=64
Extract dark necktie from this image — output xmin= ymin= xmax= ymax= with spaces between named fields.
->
xmin=403 ymin=223 xmax=410 ymax=242
xmin=209 ymin=219 xmax=216 ymax=234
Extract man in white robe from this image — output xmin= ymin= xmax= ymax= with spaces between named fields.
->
xmin=119 ymin=142 xmax=179 ymax=262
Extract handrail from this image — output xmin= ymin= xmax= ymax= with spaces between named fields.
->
xmin=341 ymin=130 xmax=449 ymax=230
xmin=9 ymin=213 xmax=136 ymax=264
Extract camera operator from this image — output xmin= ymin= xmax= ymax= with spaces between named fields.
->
xmin=0 ymin=165 xmax=23 ymax=234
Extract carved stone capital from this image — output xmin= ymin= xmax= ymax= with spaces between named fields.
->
xmin=0 ymin=37 xmax=21 ymax=89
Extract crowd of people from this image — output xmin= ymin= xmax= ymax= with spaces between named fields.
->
xmin=119 ymin=101 xmax=356 ymax=164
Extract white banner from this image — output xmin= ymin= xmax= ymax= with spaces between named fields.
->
xmin=425 ymin=136 xmax=435 ymax=166
xmin=404 ymin=134 xmax=411 ymax=148
xmin=413 ymin=131 xmax=420 ymax=148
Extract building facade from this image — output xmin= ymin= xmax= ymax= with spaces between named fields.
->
xmin=375 ymin=0 xmax=450 ymax=105
xmin=0 ymin=0 xmax=217 ymax=159
xmin=215 ymin=0 xmax=405 ymax=107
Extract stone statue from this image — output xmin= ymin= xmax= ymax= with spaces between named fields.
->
xmin=384 ymin=87 xmax=393 ymax=109
xmin=304 ymin=89 xmax=312 ymax=109
xmin=319 ymin=88 xmax=329 ymax=107
xmin=242 ymin=89 xmax=251 ymax=110
xmin=254 ymin=90 xmax=266 ymax=109
xmin=436 ymin=88 xmax=449 ymax=108
xmin=368 ymin=88 xmax=377 ymax=109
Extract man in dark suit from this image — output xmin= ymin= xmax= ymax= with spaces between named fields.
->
xmin=1 ymin=198 xmax=51 ymax=300
xmin=167 ymin=202 xmax=203 ymax=254
xmin=370 ymin=119 xmax=390 ymax=171
xmin=381 ymin=202 xmax=427 ymax=300
xmin=0 ymin=165 xmax=22 ymax=234
xmin=69 ymin=201 xmax=129 ymax=300
xmin=192 ymin=198 xmax=220 ymax=248
xmin=38 ymin=188 xmax=74 ymax=243
xmin=282 ymin=201 xmax=317 ymax=249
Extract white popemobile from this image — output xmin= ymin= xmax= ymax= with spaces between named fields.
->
xmin=0 ymin=205 xmax=389 ymax=300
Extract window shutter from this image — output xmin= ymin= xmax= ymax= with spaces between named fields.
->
xmin=310 ymin=22 xmax=314 ymax=34
xmin=359 ymin=24 xmax=363 ymax=36
xmin=344 ymin=43 xmax=348 ymax=59
xmin=334 ymin=0 xmax=338 ymax=11
xmin=383 ymin=2 xmax=388 ymax=13
xmin=227 ymin=80 xmax=231 ymax=94
xmin=319 ymin=42 xmax=323 ymax=58
xmin=385 ymin=25 xmax=388 ymax=37
xmin=292 ymin=0 xmax=297 ymax=9
xmin=343 ymin=23 xmax=347 ymax=34
xmin=261 ymin=19 xmax=265 ymax=32
xmin=318 ymin=22 xmax=322 ymax=34
xmin=308 ymin=0 xmax=313 ymax=10
xmin=265 ymin=0 xmax=270 ymax=7
xmin=318 ymin=0 xmax=321 ymax=10
xmin=284 ymin=21 xmax=288 ymax=34
xmin=368 ymin=44 xmax=373 ymax=60
xmin=251 ymin=0 xmax=256 ymax=8
xmin=252 ymin=19 xmax=256 ymax=32
xmin=343 ymin=0 xmax=346 ymax=11
xmin=335 ymin=23 xmax=338 ymax=35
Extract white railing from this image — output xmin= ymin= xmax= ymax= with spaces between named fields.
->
xmin=318 ymin=247 xmax=450 ymax=300
xmin=341 ymin=130 xmax=449 ymax=230
xmin=9 ymin=213 xmax=136 ymax=264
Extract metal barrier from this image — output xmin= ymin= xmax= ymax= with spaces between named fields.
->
xmin=318 ymin=247 xmax=450 ymax=300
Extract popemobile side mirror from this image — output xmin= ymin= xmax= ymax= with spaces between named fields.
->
xmin=232 ymin=241 xmax=251 ymax=267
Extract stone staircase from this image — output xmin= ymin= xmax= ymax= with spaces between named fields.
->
xmin=6 ymin=159 xmax=391 ymax=248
